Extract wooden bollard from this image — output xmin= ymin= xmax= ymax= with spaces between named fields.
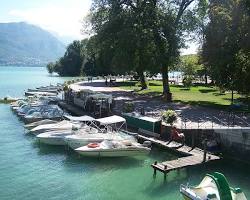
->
xmin=203 ymin=139 xmax=207 ymax=162
xmin=192 ymin=131 xmax=195 ymax=148
xmin=164 ymin=165 xmax=167 ymax=180
xmin=153 ymin=161 xmax=157 ymax=177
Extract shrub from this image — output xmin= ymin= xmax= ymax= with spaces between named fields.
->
xmin=161 ymin=109 xmax=177 ymax=125
xmin=182 ymin=76 xmax=193 ymax=88
xmin=63 ymin=84 xmax=69 ymax=91
xmin=135 ymin=81 xmax=149 ymax=88
xmin=123 ymin=102 xmax=135 ymax=113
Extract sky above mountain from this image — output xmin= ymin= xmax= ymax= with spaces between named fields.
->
xmin=0 ymin=0 xmax=197 ymax=54
xmin=0 ymin=0 xmax=91 ymax=40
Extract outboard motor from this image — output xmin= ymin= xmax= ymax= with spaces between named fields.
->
xmin=142 ymin=141 xmax=152 ymax=148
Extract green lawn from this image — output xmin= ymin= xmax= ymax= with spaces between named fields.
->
xmin=118 ymin=80 xmax=249 ymax=110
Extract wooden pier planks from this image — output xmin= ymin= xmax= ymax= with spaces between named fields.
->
xmin=137 ymin=134 xmax=220 ymax=175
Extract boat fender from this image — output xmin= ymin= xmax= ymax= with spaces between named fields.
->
xmin=87 ymin=143 xmax=100 ymax=148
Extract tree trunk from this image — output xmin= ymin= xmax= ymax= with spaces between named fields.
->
xmin=138 ymin=71 xmax=148 ymax=90
xmin=162 ymin=66 xmax=172 ymax=101
xmin=231 ymin=90 xmax=234 ymax=105
xmin=204 ymin=67 xmax=208 ymax=85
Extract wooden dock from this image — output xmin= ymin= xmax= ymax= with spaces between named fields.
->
xmin=137 ymin=135 xmax=220 ymax=178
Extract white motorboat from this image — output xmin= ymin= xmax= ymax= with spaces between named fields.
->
xmin=27 ymin=88 xmax=59 ymax=93
xmin=180 ymin=172 xmax=247 ymax=200
xmin=65 ymin=115 xmax=137 ymax=149
xmin=30 ymin=120 xmax=76 ymax=135
xmin=37 ymin=129 xmax=75 ymax=145
xmin=65 ymin=131 xmax=136 ymax=149
xmin=24 ymin=107 xmax=64 ymax=123
xmin=36 ymin=125 xmax=99 ymax=146
xmin=25 ymin=91 xmax=57 ymax=97
xmin=75 ymin=140 xmax=151 ymax=157
xmin=24 ymin=119 xmax=58 ymax=130
xmin=30 ymin=115 xmax=95 ymax=135
xmin=10 ymin=100 xmax=27 ymax=110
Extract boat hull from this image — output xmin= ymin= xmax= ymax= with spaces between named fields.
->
xmin=66 ymin=138 xmax=104 ymax=150
xmin=24 ymin=117 xmax=62 ymax=124
xmin=76 ymin=149 xmax=150 ymax=157
xmin=38 ymin=136 xmax=66 ymax=145
xmin=24 ymin=119 xmax=57 ymax=130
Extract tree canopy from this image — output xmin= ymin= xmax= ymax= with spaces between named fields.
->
xmin=202 ymin=0 xmax=250 ymax=98
xmin=47 ymin=0 xmax=250 ymax=102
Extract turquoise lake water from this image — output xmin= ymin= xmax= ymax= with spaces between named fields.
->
xmin=0 ymin=66 xmax=250 ymax=200
xmin=0 ymin=66 xmax=72 ymax=98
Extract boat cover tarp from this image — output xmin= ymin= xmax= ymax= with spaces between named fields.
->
xmin=64 ymin=115 xmax=95 ymax=122
xmin=96 ymin=115 xmax=126 ymax=125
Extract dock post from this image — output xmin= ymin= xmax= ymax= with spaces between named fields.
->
xmin=192 ymin=131 xmax=195 ymax=148
xmin=164 ymin=173 xmax=167 ymax=180
xmin=164 ymin=165 xmax=167 ymax=180
xmin=153 ymin=161 xmax=157 ymax=178
xmin=203 ymin=139 xmax=207 ymax=162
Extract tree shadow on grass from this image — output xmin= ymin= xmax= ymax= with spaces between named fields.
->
xmin=172 ymin=99 xmax=230 ymax=110
xmin=116 ymin=81 xmax=137 ymax=87
xmin=149 ymin=82 xmax=162 ymax=86
xmin=199 ymin=88 xmax=217 ymax=93
xmin=138 ymin=91 xmax=162 ymax=97
xmin=238 ymin=97 xmax=250 ymax=105
xmin=213 ymin=92 xmax=226 ymax=96
xmin=170 ymin=85 xmax=185 ymax=88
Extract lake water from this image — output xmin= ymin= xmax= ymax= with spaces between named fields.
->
xmin=0 ymin=66 xmax=249 ymax=200
xmin=0 ymin=66 xmax=72 ymax=98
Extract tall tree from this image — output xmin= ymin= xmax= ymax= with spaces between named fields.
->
xmin=202 ymin=0 xmax=250 ymax=102
xmin=85 ymin=0 xmax=207 ymax=95
xmin=155 ymin=0 xmax=209 ymax=100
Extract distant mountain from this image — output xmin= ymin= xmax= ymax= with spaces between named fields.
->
xmin=0 ymin=22 xmax=66 ymax=66
xmin=50 ymin=31 xmax=76 ymax=46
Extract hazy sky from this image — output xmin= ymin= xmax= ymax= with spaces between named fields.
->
xmin=0 ymin=0 xmax=197 ymax=54
xmin=1 ymin=0 xmax=91 ymax=39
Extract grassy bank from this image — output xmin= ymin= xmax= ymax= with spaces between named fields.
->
xmin=118 ymin=80 xmax=249 ymax=111
xmin=0 ymin=98 xmax=17 ymax=104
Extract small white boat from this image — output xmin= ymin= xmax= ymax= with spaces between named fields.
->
xmin=27 ymin=88 xmax=59 ymax=93
xmin=36 ymin=125 xmax=99 ymax=146
xmin=24 ymin=119 xmax=58 ymax=129
xmin=65 ymin=115 xmax=137 ymax=149
xmin=30 ymin=115 xmax=95 ymax=135
xmin=30 ymin=120 xmax=77 ymax=135
xmin=25 ymin=91 xmax=57 ymax=97
xmin=24 ymin=107 xmax=64 ymax=123
xmin=65 ymin=131 xmax=136 ymax=150
xmin=37 ymin=129 xmax=74 ymax=145
xmin=180 ymin=172 xmax=247 ymax=200
xmin=75 ymin=140 xmax=151 ymax=157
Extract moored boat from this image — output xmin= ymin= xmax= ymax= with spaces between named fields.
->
xmin=36 ymin=125 xmax=99 ymax=146
xmin=64 ymin=115 xmax=136 ymax=149
xmin=65 ymin=131 xmax=135 ymax=149
xmin=37 ymin=129 xmax=72 ymax=145
xmin=24 ymin=119 xmax=58 ymax=129
xmin=75 ymin=140 xmax=151 ymax=157
xmin=30 ymin=115 xmax=95 ymax=135
xmin=180 ymin=172 xmax=247 ymax=200
xmin=30 ymin=120 xmax=77 ymax=135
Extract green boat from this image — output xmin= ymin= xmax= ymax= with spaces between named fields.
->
xmin=180 ymin=172 xmax=247 ymax=200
